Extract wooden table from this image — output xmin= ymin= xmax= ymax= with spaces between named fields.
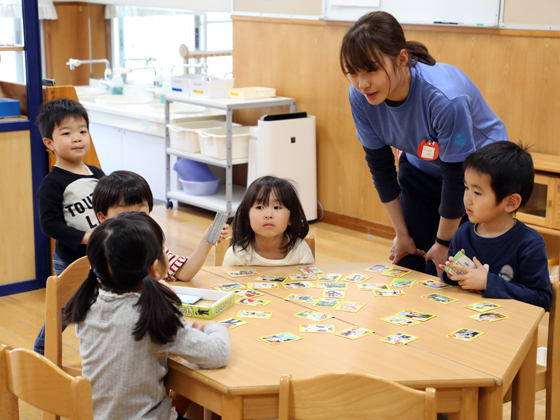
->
xmin=166 ymin=263 xmax=543 ymax=420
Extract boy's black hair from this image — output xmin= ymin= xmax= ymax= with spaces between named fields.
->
xmin=63 ymin=212 xmax=184 ymax=345
xmin=231 ymin=176 xmax=309 ymax=254
xmin=93 ymin=170 xmax=154 ymax=216
xmin=35 ymin=98 xmax=89 ymax=139
xmin=463 ymin=141 xmax=534 ymax=207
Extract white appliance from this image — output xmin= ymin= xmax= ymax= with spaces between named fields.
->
xmin=247 ymin=113 xmax=317 ymax=221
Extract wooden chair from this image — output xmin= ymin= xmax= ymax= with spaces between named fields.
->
xmin=44 ymin=256 xmax=90 ymax=376
xmin=0 ymin=345 xmax=93 ymax=420
xmin=214 ymin=236 xmax=316 ymax=266
xmin=279 ymin=372 xmax=437 ymax=420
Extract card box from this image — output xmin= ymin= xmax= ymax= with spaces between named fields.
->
xmin=173 ymin=285 xmax=235 ymax=320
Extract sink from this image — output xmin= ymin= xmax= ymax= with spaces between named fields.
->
xmin=148 ymin=103 xmax=206 ymax=114
xmin=75 ymin=86 xmax=106 ymax=99
xmin=94 ymin=95 xmax=154 ymax=105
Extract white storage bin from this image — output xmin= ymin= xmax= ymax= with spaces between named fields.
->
xmin=170 ymin=74 xmax=201 ymax=97
xmin=179 ymin=178 xmax=220 ymax=196
xmin=226 ymin=87 xmax=276 ymax=100
xmin=168 ymin=121 xmax=240 ymax=153
xmin=197 ymin=126 xmax=251 ymax=160
xmin=188 ymin=77 xmax=234 ymax=99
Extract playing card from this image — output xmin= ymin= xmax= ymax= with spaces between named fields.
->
xmin=313 ymin=298 xmax=342 ymax=308
xmin=294 ymin=310 xmax=333 ymax=322
xmin=470 ymin=312 xmax=508 ymax=323
xmin=422 ymin=293 xmax=458 ymax=304
xmin=316 ymin=282 xmax=347 ymax=289
xmin=397 ymin=310 xmax=436 ymax=322
xmin=418 ymin=279 xmax=451 ymax=289
xmin=357 ymin=283 xmax=389 ymax=290
xmin=322 ymin=288 xmax=346 ymax=298
xmin=289 ymin=274 xmax=319 ymax=280
xmin=373 ymin=289 xmax=406 ymax=297
xmin=283 ymin=281 xmax=315 ymax=289
xmin=335 ymin=326 xmax=373 ymax=340
xmin=447 ymin=328 xmax=484 ymax=341
xmin=381 ymin=315 xmax=420 ymax=327
xmin=445 ymin=251 xmax=476 ymax=276
xmin=284 ymin=294 xmax=318 ymax=304
xmin=206 ymin=211 xmax=229 ymax=245
xmin=233 ymin=289 xmax=264 ymax=298
xmin=364 ymin=264 xmax=392 ymax=273
xmin=335 ymin=301 xmax=366 ymax=312
xmin=260 ymin=332 xmax=302 ymax=345
xmin=463 ymin=301 xmax=502 ymax=312
xmin=226 ymin=270 xmax=259 ymax=278
xmin=247 ymin=282 xmax=279 ymax=289
xmin=381 ymin=268 xmax=411 ymax=278
xmin=319 ymin=273 xmax=343 ymax=281
xmin=236 ymin=298 xmax=270 ymax=307
xmin=390 ymin=278 xmax=415 ymax=288
xmin=255 ymin=275 xmax=287 ymax=282
xmin=380 ymin=332 xmax=419 ymax=346
xmin=299 ymin=324 xmax=335 ymax=333
xmin=177 ymin=294 xmax=202 ymax=305
xmin=211 ymin=282 xmax=246 ymax=291
xmin=343 ymin=273 xmax=371 ymax=283
xmin=296 ymin=265 xmax=323 ymax=274
xmin=219 ymin=318 xmax=248 ymax=329
xmin=237 ymin=310 xmax=272 ymax=319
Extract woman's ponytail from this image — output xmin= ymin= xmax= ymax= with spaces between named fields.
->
xmin=405 ymin=40 xmax=436 ymax=66
xmin=62 ymin=269 xmax=100 ymax=324
xmin=132 ymin=276 xmax=184 ymax=345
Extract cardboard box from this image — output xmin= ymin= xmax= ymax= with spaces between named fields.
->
xmin=172 ymin=286 xmax=235 ymax=319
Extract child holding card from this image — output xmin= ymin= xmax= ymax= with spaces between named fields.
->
xmin=440 ymin=142 xmax=552 ymax=311
xmin=222 ymin=176 xmax=314 ymax=266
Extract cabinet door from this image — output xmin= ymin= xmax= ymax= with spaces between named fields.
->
xmin=554 ymin=178 xmax=560 ymax=231
xmin=89 ymin=123 xmax=123 ymax=175
xmin=517 ymin=173 xmax=555 ymax=228
xmin=121 ymin=130 xmax=166 ymax=201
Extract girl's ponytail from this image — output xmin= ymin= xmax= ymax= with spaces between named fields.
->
xmin=62 ymin=269 xmax=100 ymax=324
xmin=132 ymin=276 xmax=184 ymax=345
xmin=405 ymin=40 xmax=436 ymax=66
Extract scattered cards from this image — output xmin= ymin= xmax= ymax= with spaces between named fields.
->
xmin=390 ymin=278 xmax=415 ymax=288
xmin=381 ymin=268 xmax=411 ymax=278
xmin=343 ymin=274 xmax=371 ymax=283
xmin=227 ymin=270 xmax=259 ymax=278
xmin=447 ymin=328 xmax=484 ymax=341
xmin=365 ymin=264 xmax=392 ymax=273
xmin=289 ymin=274 xmax=319 ymax=280
xmin=233 ymin=289 xmax=264 ymax=298
xmin=247 ymin=282 xmax=279 ymax=289
xmin=236 ymin=298 xmax=270 ymax=307
xmin=357 ymin=283 xmax=388 ymax=291
xmin=237 ymin=310 xmax=272 ymax=319
xmin=255 ymin=275 xmax=287 ymax=282
xmin=335 ymin=301 xmax=366 ymax=312
xmin=294 ymin=310 xmax=333 ymax=322
xmin=283 ymin=281 xmax=315 ymax=289
xmin=296 ymin=265 xmax=323 ymax=274
xmin=464 ymin=301 xmax=502 ymax=312
xmin=319 ymin=273 xmax=343 ymax=281
xmin=284 ymin=294 xmax=318 ymax=304
xmin=212 ymin=282 xmax=246 ymax=291
xmin=470 ymin=312 xmax=508 ymax=323
xmin=381 ymin=315 xmax=420 ymax=327
xmin=260 ymin=332 xmax=302 ymax=345
xmin=422 ymin=293 xmax=458 ymax=304
xmin=299 ymin=324 xmax=335 ymax=333
xmin=316 ymin=282 xmax=347 ymax=289
xmin=336 ymin=326 xmax=374 ymax=340
xmin=418 ymin=279 xmax=451 ymax=289
xmin=313 ymin=298 xmax=342 ymax=308
xmin=219 ymin=318 xmax=248 ymax=329
xmin=374 ymin=289 xmax=406 ymax=297
xmin=323 ymin=288 xmax=346 ymax=298
xmin=397 ymin=310 xmax=436 ymax=322
xmin=381 ymin=332 xmax=419 ymax=346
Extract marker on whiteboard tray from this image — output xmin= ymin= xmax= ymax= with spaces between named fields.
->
xmin=433 ymin=21 xmax=463 ymax=25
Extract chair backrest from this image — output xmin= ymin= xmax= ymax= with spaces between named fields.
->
xmin=214 ymin=236 xmax=316 ymax=266
xmin=44 ymin=256 xmax=90 ymax=372
xmin=0 ymin=345 xmax=93 ymax=420
xmin=278 ymin=372 xmax=437 ymax=420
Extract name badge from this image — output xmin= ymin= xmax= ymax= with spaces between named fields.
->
xmin=417 ymin=139 xmax=440 ymax=161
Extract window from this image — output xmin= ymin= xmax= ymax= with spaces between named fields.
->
xmin=0 ymin=16 xmax=25 ymax=83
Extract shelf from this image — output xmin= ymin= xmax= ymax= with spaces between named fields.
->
xmin=167 ymin=184 xmax=246 ymax=213
xmin=167 ymin=148 xmax=249 ymax=167
xmin=166 ymin=94 xmax=296 ymax=111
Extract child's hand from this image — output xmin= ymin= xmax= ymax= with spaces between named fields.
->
xmin=447 ymin=256 xmax=488 ymax=291
xmin=192 ymin=320 xmax=217 ymax=332
xmin=216 ymin=223 xmax=229 ymax=245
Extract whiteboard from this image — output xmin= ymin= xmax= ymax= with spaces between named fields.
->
xmin=323 ymin=0 xmax=502 ymax=27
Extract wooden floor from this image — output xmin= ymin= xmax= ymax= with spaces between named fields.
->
xmin=0 ymin=204 xmax=547 ymax=419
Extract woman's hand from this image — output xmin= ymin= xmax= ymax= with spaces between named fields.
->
xmin=389 ymin=235 xmax=424 ymax=264
xmin=425 ymin=242 xmax=450 ymax=277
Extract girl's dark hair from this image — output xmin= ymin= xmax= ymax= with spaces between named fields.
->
xmin=35 ymin=98 xmax=89 ymax=139
xmin=63 ymin=212 xmax=183 ymax=345
xmin=463 ymin=141 xmax=534 ymax=207
xmin=92 ymin=170 xmax=154 ymax=216
xmin=231 ymin=176 xmax=309 ymax=254
xmin=340 ymin=11 xmax=436 ymax=76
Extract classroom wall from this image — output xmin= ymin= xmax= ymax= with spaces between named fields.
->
xmin=232 ymin=17 xmax=560 ymax=240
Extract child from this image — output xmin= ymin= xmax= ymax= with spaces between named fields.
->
xmin=63 ymin=212 xmax=230 ymax=419
xmin=92 ymin=170 xmax=229 ymax=281
xmin=34 ymin=98 xmax=105 ymax=354
xmin=223 ymin=176 xmax=314 ymax=266
xmin=440 ymin=142 xmax=552 ymax=311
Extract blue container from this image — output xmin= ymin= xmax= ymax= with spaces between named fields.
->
xmin=0 ymin=98 xmax=20 ymax=118
xmin=179 ymin=178 xmax=220 ymax=196
xmin=173 ymin=158 xmax=218 ymax=182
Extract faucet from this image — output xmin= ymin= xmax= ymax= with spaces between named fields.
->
xmin=123 ymin=57 xmax=157 ymax=66
xmin=66 ymin=58 xmax=112 ymax=80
